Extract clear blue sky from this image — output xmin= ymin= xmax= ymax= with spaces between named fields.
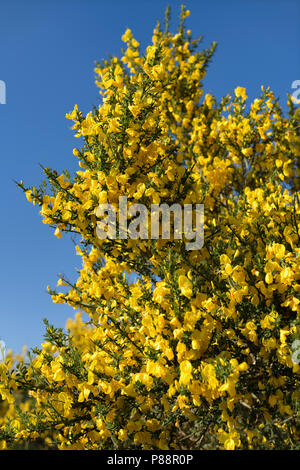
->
xmin=0 ymin=0 xmax=299 ymax=355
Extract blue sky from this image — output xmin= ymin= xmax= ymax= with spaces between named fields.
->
xmin=0 ymin=0 xmax=299 ymax=354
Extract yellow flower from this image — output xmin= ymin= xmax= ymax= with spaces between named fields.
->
xmin=234 ymin=86 xmax=247 ymax=101
xmin=54 ymin=227 xmax=62 ymax=239
xmin=224 ymin=438 xmax=235 ymax=450
xmin=178 ymin=275 xmax=193 ymax=298
xmin=265 ymin=272 xmax=273 ymax=284
xmin=121 ymin=28 xmax=132 ymax=42
xmin=179 ymin=360 xmax=193 ymax=384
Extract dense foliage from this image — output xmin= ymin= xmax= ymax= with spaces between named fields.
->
xmin=1 ymin=6 xmax=299 ymax=450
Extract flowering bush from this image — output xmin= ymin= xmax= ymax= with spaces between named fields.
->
xmin=0 ymin=6 xmax=299 ymax=450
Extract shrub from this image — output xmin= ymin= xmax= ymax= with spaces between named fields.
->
xmin=1 ymin=6 xmax=299 ymax=450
